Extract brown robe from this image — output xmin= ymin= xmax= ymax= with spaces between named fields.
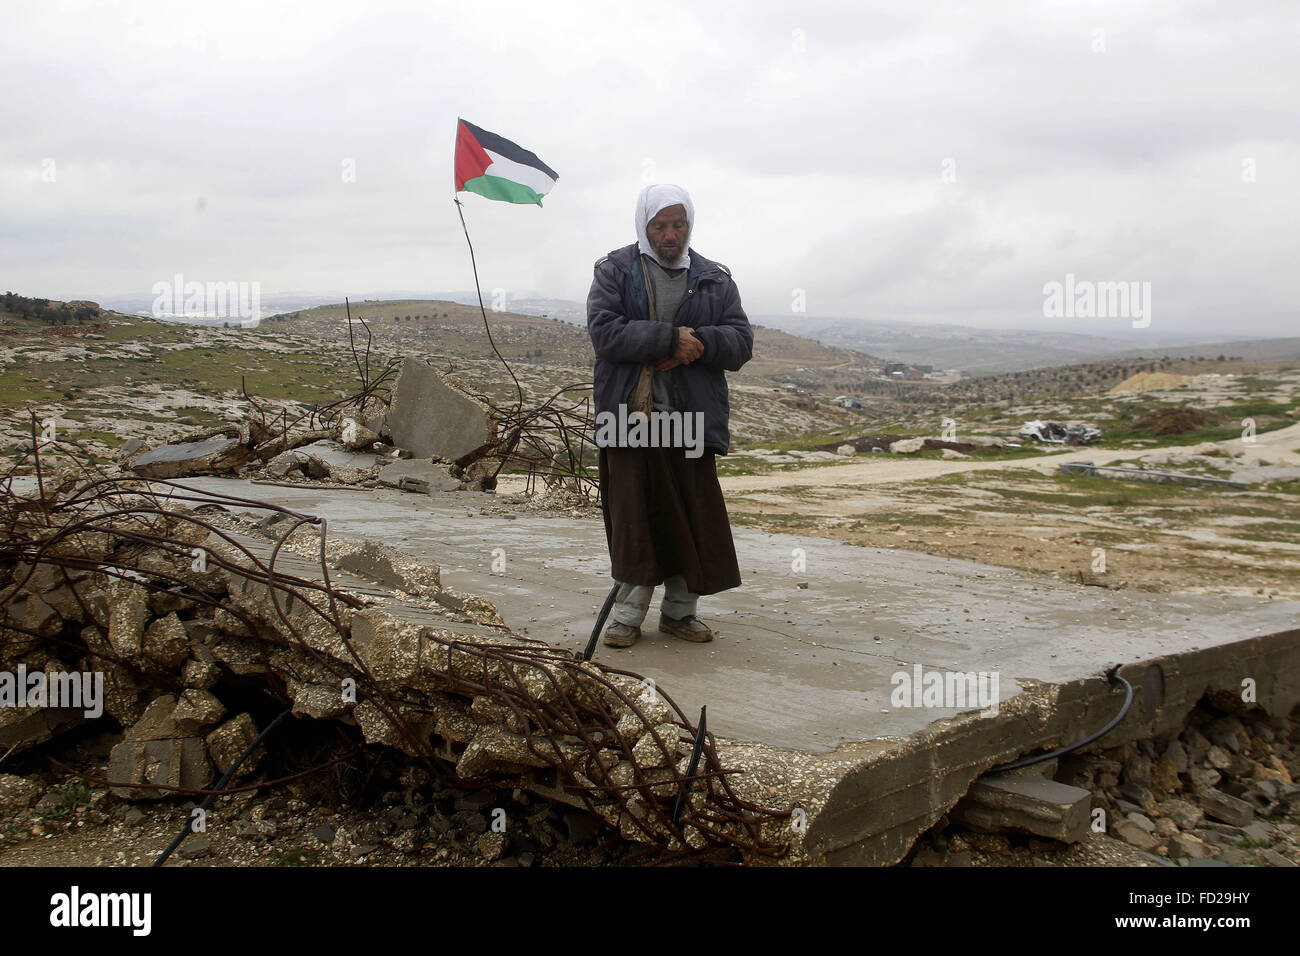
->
xmin=598 ymin=445 xmax=741 ymax=596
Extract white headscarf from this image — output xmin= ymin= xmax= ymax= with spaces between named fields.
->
xmin=635 ymin=183 xmax=693 ymax=270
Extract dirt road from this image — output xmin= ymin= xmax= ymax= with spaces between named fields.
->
xmin=720 ymin=422 xmax=1300 ymax=492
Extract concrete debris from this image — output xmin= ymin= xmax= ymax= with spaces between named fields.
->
xmin=951 ymin=773 xmax=1092 ymax=843
xmin=377 ymin=459 xmax=462 ymax=495
xmin=385 ymin=358 xmax=497 ymax=464
xmin=207 ymin=713 xmax=262 ymax=780
xmin=1199 ymin=788 xmax=1254 ymax=827
xmin=107 ymin=736 xmax=213 ymax=800
xmin=129 ymin=438 xmax=253 ymax=478
xmin=911 ymin=698 xmax=1300 ymax=866
xmin=0 ymin=498 xmax=788 ymax=859
xmin=339 ymin=417 xmax=381 ymax=451
xmin=0 ymin=705 xmax=86 ymax=758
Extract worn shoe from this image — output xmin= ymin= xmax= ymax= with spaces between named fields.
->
xmin=658 ymin=614 xmax=713 ymax=643
xmin=602 ymin=621 xmax=641 ymax=648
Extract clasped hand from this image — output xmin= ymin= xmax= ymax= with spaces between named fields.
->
xmin=654 ymin=327 xmax=703 ymax=371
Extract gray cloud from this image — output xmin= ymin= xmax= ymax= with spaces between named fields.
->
xmin=2 ymin=0 xmax=1296 ymax=336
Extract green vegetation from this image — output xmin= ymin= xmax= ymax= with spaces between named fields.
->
xmin=1 ymin=291 xmax=101 ymax=326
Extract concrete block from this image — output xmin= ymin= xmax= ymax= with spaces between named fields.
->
xmin=130 ymin=438 xmax=251 ymax=478
xmin=386 ymin=359 xmax=494 ymax=463
xmin=377 ymin=459 xmax=461 ymax=494
xmin=952 ymin=773 xmax=1092 ymax=843
xmin=1200 ymin=788 xmax=1254 ymax=827
xmin=108 ymin=737 xmax=213 ymax=799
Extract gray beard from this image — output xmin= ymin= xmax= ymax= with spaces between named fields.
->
xmin=651 ymin=235 xmax=689 ymax=268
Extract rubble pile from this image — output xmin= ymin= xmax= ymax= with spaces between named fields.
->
xmin=908 ymin=699 xmax=1300 ymax=866
xmin=106 ymin=356 xmax=598 ymax=498
xmin=119 ymin=359 xmax=504 ymax=494
xmin=0 ymin=481 xmax=792 ymax=861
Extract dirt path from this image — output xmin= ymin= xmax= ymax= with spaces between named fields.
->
xmin=719 ymin=422 xmax=1300 ymax=492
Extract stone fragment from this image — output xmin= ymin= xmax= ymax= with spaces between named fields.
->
xmin=339 ymin=417 xmax=380 ymax=451
xmin=181 ymin=657 xmax=222 ymax=691
xmin=172 ymin=689 xmax=227 ymax=735
xmin=1187 ymin=766 xmax=1221 ymax=793
xmin=476 ymin=831 xmax=507 ymax=861
xmin=106 ymin=581 xmax=150 ymax=658
xmin=1200 ymin=789 xmax=1254 ymax=827
xmin=205 ymin=712 xmax=262 ymax=779
xmin=1126 ymin=812 xmax=1156 ymax=833
xmin=1112 ymin=818 xmax=1158 ymax=850
xmin=142 ymin=613 xmax=191 ymax=669
xmin=107 ymin=737 xmax=212 ymax=800
xmin=377 ymin=459 xmax=462 ymax=494
xmin=952 ymin=774 xmax=1092 ymax=843
xmin=1168 ymin=833 xmax=1212 ymax=859
xmin=1160 ymin=798 xmax=1203 ymax=829
xmin=888 ymin=437 xmax=925 ymax=454
xmin=125 ymin=695 xmax=183 ymax=742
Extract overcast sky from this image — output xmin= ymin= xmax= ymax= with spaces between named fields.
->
xmin=3 ymin=1 xmax=1297 ymax=336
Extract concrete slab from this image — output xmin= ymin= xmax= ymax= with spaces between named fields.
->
xmin=169 ymin=476 xmax=1300 ymax=751
xmin=386 ymin=358 xmax=494 ymax=462
xmin=158 ymin=476 xmax=1300 ymax=863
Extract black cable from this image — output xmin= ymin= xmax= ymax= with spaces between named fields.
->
xmin=152 ymin=706 xmax=295 ymax=867
xmin=579 ymin=583 xmax=620 ymax=661
xmin=990 ymin=665 xmax=1133 ymax=773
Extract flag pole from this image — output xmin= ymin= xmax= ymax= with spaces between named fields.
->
xmin=453 ymin=196 xmax=525 ymax=417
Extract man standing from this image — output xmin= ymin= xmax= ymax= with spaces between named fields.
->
xmin=586 ymin=184 xmax=753 ymax=648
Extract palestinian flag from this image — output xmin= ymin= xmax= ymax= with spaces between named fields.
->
xmin=455 ymin=119 xmax=558 ymax=206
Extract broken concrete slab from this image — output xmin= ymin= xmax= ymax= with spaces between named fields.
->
xmin=333 ymin=538 xmax=442 ymax=593
xmin=1200 ymin=788 xmax=1255 ymax=827
xmin=951 ymin=773 xmax=1092 ymax=842
xmin=377 ymin=459 xmax=461 ymax=494
xmin=386 ymin=358 xmax=495 ymax=463
xmin=0 ymin=705 xmax=86 ymax=757
xmin=107 ymin=736 xmax=213 ymax=799
xmin=252 ymin=428 xmax=333 ymax=459
xmin=130 ymin=438 xmax=252 ymax=478
xmin=292 ymin=440 xmax=381 ymax=472
xmin=81 ymin=476 xmax=1300 ymax=863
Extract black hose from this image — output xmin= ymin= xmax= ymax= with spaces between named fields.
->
xmin=990 ymin=665 xmax=1133 ymax=774
xmin=153 ymin=706 xmax=295 ymax=867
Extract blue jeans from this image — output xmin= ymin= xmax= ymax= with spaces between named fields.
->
xmin=611 ymin=575 xmax=698 ymax=627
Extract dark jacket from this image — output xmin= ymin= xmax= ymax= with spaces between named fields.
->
xmin=586 ymin=243 xmax=753 ymax=455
